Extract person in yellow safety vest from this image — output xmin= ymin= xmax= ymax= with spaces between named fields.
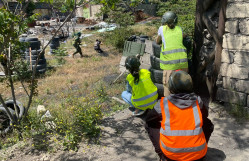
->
xmin=144 ymin=70 xmax=214 ymax=161
xmin=156 ymin=11 xmax=188 ymax=97
xmin=121 ymin=56 xmax=158 ymax=116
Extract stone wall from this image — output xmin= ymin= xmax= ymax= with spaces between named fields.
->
xmin=217 ymin=0 xmax=249 ymax=108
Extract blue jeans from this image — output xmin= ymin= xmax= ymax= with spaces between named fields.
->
xmin=121 ymin=91 xmax=134 ymax=107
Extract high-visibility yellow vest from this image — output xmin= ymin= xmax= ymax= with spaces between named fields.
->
xmin=160 ymin=26 xmax=188 ymax=70
xmin=126 ymin=69 xmax=158 ymax=110
xmin=160 ymin=97 xmax=207 ymax=160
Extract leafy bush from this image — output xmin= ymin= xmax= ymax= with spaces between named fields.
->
xmin=100 ymin=27 xmax=136 ymax=51
xmin=157 ymin=0 xmax=196 ymax=37
xmin=53 ymin=48 xmax=68 ymax=56
xmin=156 ymin=0 xmax=196 ymax=59
xmin=104 ymin=10 xmax=135 ymax=27
xmin=53 ymin=94 xmax=103 ymax=151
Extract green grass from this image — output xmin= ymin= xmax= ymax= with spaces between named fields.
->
xmin=228 ymin=104 xmax=249 ymax=121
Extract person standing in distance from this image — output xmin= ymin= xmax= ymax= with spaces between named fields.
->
xmin=73 ymin=32 xmax=83 ymax=58
xmin=156 ymin=11 xmax=188 ymax=97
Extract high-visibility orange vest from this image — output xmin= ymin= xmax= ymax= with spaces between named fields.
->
xmin=159 ymin=97 xmax=207 ymax=161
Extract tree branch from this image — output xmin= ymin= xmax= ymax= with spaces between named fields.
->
xmin=197 ymin=48 xmax=216 ymax=74
xmin=7 ymin=46 xmax=19 ymax=120
xmin=202 ymin=13 xmax=220 ymax=43
xmin=23 ymin=0 xmax=93 ymax=119
xmin=0 ymin=95 xmax=15 ymax=122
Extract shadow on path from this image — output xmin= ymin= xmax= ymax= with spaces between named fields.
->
xmin=206 ymin=147 xmax=226 ymax=161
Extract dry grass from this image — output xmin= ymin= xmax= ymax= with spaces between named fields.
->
xmin=0 ymin=32 xmax=125 ymax=110
xmin=130 ymin=24 xmax=158 ymax=38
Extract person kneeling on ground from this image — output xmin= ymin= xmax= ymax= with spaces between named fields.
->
xmin=121 ymin=56 xmax=158 ymax=116
xmin=145 ymin=70 xmax=214 ymax=161
xmin=94 ymin=39 xmax=103 ymax=53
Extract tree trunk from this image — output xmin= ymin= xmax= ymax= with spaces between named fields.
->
xmin=193 ymin=0 xmax=227 ymax=104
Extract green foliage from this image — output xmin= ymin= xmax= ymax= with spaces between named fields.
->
xmin=157 ymin=0 xmax=196 ymax=36
xmin=53 ymin=94 xmax=103 ymax=150
xmin=47 ymin=48 xmax=68 ymax=66
xmin=41 ymin=0 xmax=76 ymax=12
xmin=60 ymin=0 xmax=75 ymax=12
xmin=53 ymin=48 xmax=68 ymax=56
xmin=146 ymin=19 xmax=161 ymax=28
xmin=229 ymin=104 xmax=249 ymax=121
xmin=25 ymin=1 xmax=36 ymax=16
xmin=104 ymin=9 xmax=135 ymax=27
xmin=96 ymin=83 xmax=109 ymax=102
xmin=0 ymin=130 xmax=21 ymax=149
xmin=13 ymin=59 xmax=33 ymax=80
xmin=100 ymin=27 xmax=135 ymax=51
xmin=0 ymin=9 xmax=30 ymax=54
xmin=96 ymin=0 xmax=144 ymax=27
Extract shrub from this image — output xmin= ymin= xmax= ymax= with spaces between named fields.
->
xmin=53 ymin=48 xmax=68 ymax=56
xmin=157 ymin=0 xmax=196 ymax=37
xmin=52 ymin=94 xmax=103 ymax=150
xmin=100 ymin=27 xmax=136 ymax=51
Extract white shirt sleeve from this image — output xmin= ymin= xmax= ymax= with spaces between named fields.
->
xmin=158 ymin=26 xmax=163 ymax=36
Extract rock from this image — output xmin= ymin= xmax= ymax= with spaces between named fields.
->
xmin=45 ymin=121 xmax=56 ymax=129
xmin=226 ymin=3 xmax=249 ymax=18
xmin=234 ymin=50 xmax=249 ymax=66
xmin=239 ymin=19 xmax=249 ymax=35
xmin=219 ymin=63 xmax=249 ymax=79
xmin=223 ymin=33 xmax=249 ymax=50
xmin=222 ymin=77 xmax=237 ymax=90
xmin=41 ymin=110 xmax=56 ymax=129
xmin=247 ymin=95 xmax=249 ymax=107
xmin=40 ymin=155 xmax=50 ymax=161
xmin=37 ymin=105 xmax=46 ymax=115
xmin=216 ymin=88 xmax=247 ymax=106
xmin=41 ymin=110 xmax=53 ymax=121
xmin=235 ymin=80 xmax=249 ymax=93
xmin=225 ymin=20 xmax=239 ymax=34
xmin=221 ymin=49 xmax=234 ymax=64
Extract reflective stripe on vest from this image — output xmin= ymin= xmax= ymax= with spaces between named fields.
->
xmin=160 ymin=26 xmax=188 ymax=70
xmin=161 ymin=141 xmax=206 ymax=153
xmin=162 ymin=49 xmax=186 ymax=55
xmin=132 ymin=91 xmax=157 ymax=102
xmin=160 ymin=58 xmax=188 ymax=65
xmin=136 ymin=99 xmax=157 ymax=108
xmin=127 ymin=69 xmax=158 ymax=110
xmin=160 ymin=99 xmax=202 ymax=136
xmin=160 ymin=97 xmax=207 ymax=157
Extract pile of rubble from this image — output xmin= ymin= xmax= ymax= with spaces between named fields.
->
xmin=82 ymin=18 xmax=97 ymax=25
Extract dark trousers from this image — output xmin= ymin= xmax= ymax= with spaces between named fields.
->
xmin=144 ymin=123 xmax=164 ymax=159
xmin=161 ymin=155 xmax=205 ymax=161
xmin=73 ymin=47 xmax=83 ymax=57
xmin=94 ymin=46 xmax=103 ymax=53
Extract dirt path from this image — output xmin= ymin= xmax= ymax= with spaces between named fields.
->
xmin=2 ymin=102 xmax=249 ymax=161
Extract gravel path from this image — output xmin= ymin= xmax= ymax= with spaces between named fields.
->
xmin=2 ymin=102 xmax=249 ymax=161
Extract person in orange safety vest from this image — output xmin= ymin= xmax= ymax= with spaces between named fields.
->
xmin=144 ymin=70 xmax=214 ymax=161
